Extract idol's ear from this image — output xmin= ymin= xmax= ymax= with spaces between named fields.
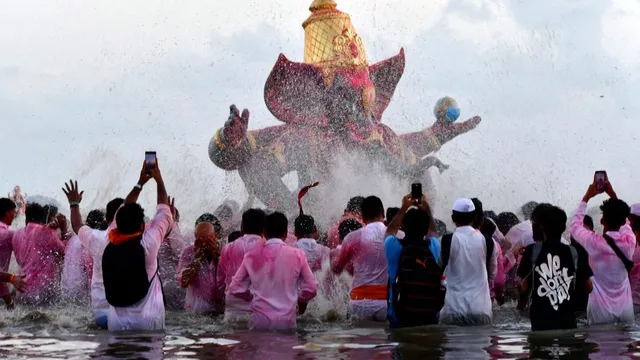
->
xmin=369 ymin=48 xmax=405 ymax=121
xmin=264 ymin=54 xmax=328 ymax=126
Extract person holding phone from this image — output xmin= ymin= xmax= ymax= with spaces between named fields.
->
xmin=569 ymin=172 xmax=635 ymax=325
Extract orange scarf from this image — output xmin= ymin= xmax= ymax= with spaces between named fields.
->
xmin=350 ymin=285 xmax=387 ymax=301
xmin=108 ymin=229 xmax=143 ymax=245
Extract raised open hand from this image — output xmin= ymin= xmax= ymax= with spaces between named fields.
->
xmin=62 ymin=180 xmax=84 ymax=204
xmin=223 ymin=105 xmax=249 ymax=145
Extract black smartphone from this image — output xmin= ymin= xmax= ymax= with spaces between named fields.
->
xmin=411 ymin=183 xmax=422 ymax=202
xmin=145 ymin=151 xmax=157 ymax=171
xmin=594 ymin=170 xmax=607 ymax=192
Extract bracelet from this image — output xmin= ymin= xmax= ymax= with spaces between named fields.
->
xmin=69 ymin=202 xmax=80 ymax=207
xmin=134 ymin=184 xmax=143 ymax=190
xmin=9 ymin=274 xmax=14 ymax=284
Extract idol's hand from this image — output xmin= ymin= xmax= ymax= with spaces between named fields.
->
xmin=222 ymin=105 xmax=249 ymax=146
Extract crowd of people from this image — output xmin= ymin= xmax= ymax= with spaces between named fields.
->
xmin=0 ymin=158 xmax=638 ymax=333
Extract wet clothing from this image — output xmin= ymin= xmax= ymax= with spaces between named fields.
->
xmin=177 ymin=245 xmax=219 ymax=314
xmin=293 ymin=238 xmax=330 ymax=272
xmin=0 ymin=223 xmax=14 ymax=298
xmin=78 ymin=226 xmax=110 ymax=325
xmin=61 ymin=234 xmax=91 ymax=302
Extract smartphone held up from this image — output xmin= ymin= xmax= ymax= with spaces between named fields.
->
xmin=594 ymin=170 xmax=607 ymax=192
xmin=145 ymin=151 xmax=157 ymax=174
xmin=411 ymin=183 xmax=422 ymax=204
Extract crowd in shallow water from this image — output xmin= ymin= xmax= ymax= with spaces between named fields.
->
xmin=0 ymin=158 xmax=639 ymax=333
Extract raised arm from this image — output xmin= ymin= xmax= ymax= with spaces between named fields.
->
xmin=62 ymin=180 xmax=85 ymax=235
xmin=386 ymin=195 xmax=411 ymax=238
xmin=124 ymin=162 xmax=152 ymax=204
xmin=331 ymin=235 xmax=356 ymax=274
xmin=149 ymin=158 xmax=169 ymax=206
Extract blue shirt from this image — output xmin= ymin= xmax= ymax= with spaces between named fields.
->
xmin=384 ymin=235 xmax=440 ymax=326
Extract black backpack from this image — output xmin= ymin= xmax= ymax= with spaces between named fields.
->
xmin=392 ymin=238 xmax=445 ymax=325
xmin=441 ymin=232 xmax=494 ymax=277
xmin=102 ymin=236 xmax=158 ymax=307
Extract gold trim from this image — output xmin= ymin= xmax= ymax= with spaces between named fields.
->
xmin=302 ymin=11 xmax=349 ymax=29
xmin=423 ymin=128 xmax=441 ymax=152
xmin=246 ymin=133 xmax=257 ymax=152
xmin=214 ymin=129 xmax=226 ymax=151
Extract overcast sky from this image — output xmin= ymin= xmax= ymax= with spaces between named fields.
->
xmin=1 ymin=0 xmax=639 ymax=221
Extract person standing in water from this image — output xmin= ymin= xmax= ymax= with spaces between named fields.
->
xmin=229 ymin=212 xmax=318 ymax=330
xmin=293 ymin=215 xmax=329 ymax=272
xmin=101 ymin=159 xmax=173 ymax=331
xmin=0 ymin=198 xmax=26 ymax=308
xmin=327 ymin=196 xmax=364 ymax=249
xmin=331 ymin=196 xmax=388 ymax=321
xmin=629 ymin=204 xmax=640 ymax=313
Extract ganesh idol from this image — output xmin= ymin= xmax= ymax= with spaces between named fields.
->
xmin=209 ymin=0 xmax=481 ymax=214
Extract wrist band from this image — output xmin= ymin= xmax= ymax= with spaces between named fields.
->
xmin=9 ymin=274 xmax=14 ymax=284
xmin=69 ymin=202 xmax=80 ymax=207
xmin=134 ymin=184 xmax=143 ymax=190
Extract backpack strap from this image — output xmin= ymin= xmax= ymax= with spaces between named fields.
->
xmin=440 ymin=234 xmax=453 ymax=270
xmin=603 ymin=234 xmax=634 ymax=273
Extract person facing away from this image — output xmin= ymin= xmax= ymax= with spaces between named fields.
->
xmin=471 ymin=198 xmax=506 ymax=305
xmin=570 ymin=179 xmax=635 ymax=325
xmin=327 ymin=196 xmax=365 ymax=249
xmin=331 ymin=196 xmax=388 ymax=321
xmin=438 ymin=198 xmax=497 ymax=326
xmin=229 ymin=212 xmax=318 ymax=330
xmin=629 ymin=204 xmax=640 ymax=313
xmin=517 ymin=204 xmax=593 ymax=331
xmin=569 ymin=215 xmax=595 ymax=316
xmin=159 ymin=206 xmax=188 ymax=311
xmin=385 ymin=194 xmax=443 ymax=328
xmin=216 ymin=208 xmax=266 ymax=319
xmin=100 ymin=160 xmax=173 ymax=331
xmin=0 ymin=198 xmax=23 ymax=309
xmin=177 ymin=222 xmax=221 ymax=314
xmin=293 ymin=215 xmax=330 ymax=272
xmin=11 ymin=201 xmax=66 ymax=305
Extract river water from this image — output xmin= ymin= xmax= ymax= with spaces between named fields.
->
xmin=0 ymin=303 xmax=639 ymax=359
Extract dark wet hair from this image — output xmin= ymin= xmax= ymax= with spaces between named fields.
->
xmin=317 ymin=233 xmax=328 ymax=246
xmin=338 ymin=218 xmax=362 ymax=242
xmin=600 ymin=199 xmax=630 ymax=231
xmin=496 ymin=212 xmax=520 ymax=235
xmin=106 ymin=198 xmax=124 ymax=224
xmin=115 ymin=203 xmax=145 ymax=235
xmin=522 ymin=201 xmax=539 ymax=221
xmin=451 ymin=211 xmax=475 ymax=227
xmin=583 ymin=214 xmax=594 ymax=231
xmin=195 ymin=213 xmax=222 ymax=237
xmin=43 ymin=205 xmax=58 ymax=224
xmin=361 ymin=196 xmax=384 ymax=222
xmin=483 ymin=210 xmax=498 ymax=223
xmin=265 ymin=212 xmax=288 ymax=239
xmin=538 ymin=205 xmax=567 ymax=240
xmin=241 ymin=209 xmax=266 ymax=236
xmin=386 ymin=207 xmax=400 ymax=224
xmin=403 ymin=208 xmax=430 ymax=239
xmin=25 ymin=202 xmax=45 ymax=224
xmin=471 ymin=198 xmax=484 ymax=229
xmin=294 ymin=215 xmax=316 ymax=236
xmin=0 ymin=198 xmax=15 ymax=219
xmin=228 ymin=231 xmax=242 ymax=243
xmin=346 ymin=196 xmax=365 ymax=214
xmin=87 ymin=209 xmax=107 ymax=230
xmin=481 ymin=217 xmax=497 ymax=239
xmin=434 ymin=219 xmax=448 ymax=237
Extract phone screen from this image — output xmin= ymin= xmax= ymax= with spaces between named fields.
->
xmin=595 ymin=171 xmax=607 ymax=192
xmin=145 ymin=151 xmax=157 ymax=170
xmin=411 ymin=183 xmax=422 ymax=200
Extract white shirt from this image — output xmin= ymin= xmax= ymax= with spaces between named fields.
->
xmin=78 ymin=227 xmax=109 ymax=318
xmin=107 ymin=204 xmax=173 ymax=331
xmin=440 ymin=226 xmax=498 ymax=322
xmin=61 ymin=235 xmax=90 ymax=302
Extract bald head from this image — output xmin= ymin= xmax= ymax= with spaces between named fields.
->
xmin=195 ymin=222 xmax=216 ymax=239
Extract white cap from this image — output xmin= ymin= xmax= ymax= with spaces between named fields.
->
xmin=452 ymin=198 xmax=475 ymax=213
xmin=631 ymin=203 xmax=640 ymax=217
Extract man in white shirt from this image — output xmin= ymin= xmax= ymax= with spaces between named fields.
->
xmin=439 ymin=198 xmax=498 ymax=325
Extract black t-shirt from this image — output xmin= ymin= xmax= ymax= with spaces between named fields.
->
xmin=517 ymin=241 xmax=592 ymax=331
xmin=569 ymin=238 xmax=593 ymax=313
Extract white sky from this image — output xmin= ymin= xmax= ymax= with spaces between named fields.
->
xmin=0 ymin=0 xmax=639 ymax=222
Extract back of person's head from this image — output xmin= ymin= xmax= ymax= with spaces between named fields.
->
xmin=228 ymin=231 xmax=242 ymax=243
xmin=538 ymin=205 xmax=567 ymax=240
xmin=338 ymin=218 xmax=362 ymax=242
xmin=241 ymin=208 xmax=266 ymax=235
xmin=294 ymin=215 xmax=316 ymax=237
xmin=43 ymin=205 xmax=58 ymax=224
xmin=195 ymin=213 xmax=222 ymax=237
xmin=583 ymin=214 xmax=595 ymax=231
xmin=25 ymin=202 xmax=45 ymax=224
xmin=361 ymin=196 xmax=384 ymax=222
xmin=386 ymin=207 xmax=400 ymax=225
xmin=346 ymin=196 xmax=365 ymax=214
xmin=471 ymin=198 xmax=484 ymax=229
xmin=115 ymin=203 xmax=145 ymax=235
xmin=522 ymin=201 xmax=539 ymax=221
xmin=530 ymin=203 xmax=553 ymax=241
xmin=0 ymin=198 xmax=16 ymax=221
xmin=451 ymin=198 xmax=476 ymax=226
xmin=483 ymin=210 xmax=498 ymax=223
xmin=481 ymin=217 xmax=497 ymax=238
xmin=600 ymin=198 xmax=630 ymax=231
xmin=434 ymin=219 xmax=448 ymax=237
xmin=106 ymin=198 xmax=124 ymax=224
xmin=496 ymin=212 xmax=520 ymax=235
xmin=265 ymin=212 xmax=288 ymax=239
xmin=87 ymin=209 xmax=107 ymax=230
xmin=629 ymin=204 xmax=640 ymax=233
xmin=402 ymin=208 xmax=430 ymax=239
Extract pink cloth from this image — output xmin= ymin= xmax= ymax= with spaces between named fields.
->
xmin=630 ymin=245 xmax=640 ymax=308
xmin=284 ymin=232 xmax=297 ymax=246
xmin=216 ymin=234 xmax=264 ymax=314
xmin=490 ymin=240 xmax=506 ymax=301
xmin=293 ymin=238 xmax=330 ymax=272
xmin=331 ymin=221 xmax=387 ymax=320
xmin=177 ymin=245 xmax=219 ymax=314
xmin=570 ymin=201 xmax=636 ymax=324
xmin=327 ymin=213 xmax=363 ymax=249
xmin=229 ymin=238 xmax=318 ymax=330
xmin=0 ymin=223 xmax=14 ymax=297
xmin=61 ymin=235 xmax=90 ymax=301
xmin=12 ymin=223 xmax=66 ymax=304
xmin=503 ymin=221 xmax=532 ymax=273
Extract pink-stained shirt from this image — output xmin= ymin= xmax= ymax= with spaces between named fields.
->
xmin=77 ymin=226 xmax=110 ymax=320
xmin=490 ymin=240 xmax=506 ymax=301
xmin=331 ymin=221 xmax=388 ymax=320
xmin=327 ymin=213 xmax=363 ymax=249
xmin=177 ymin=245 xmax=219 ymax=314
xmin=12 ymin=223 xmax=66 ymax=304
xmin=0 ymin=223 xmax=14 ymax=297
xmin=630 ymin=245 xmax=640 ymax=309
xmin=503 ymin=221 xmax=532 ymax=273
xmin=284 ymin=232 xmax=297 ymax=246
xmin=216 ymin=234 xmax=265 ymax=314
xmin=570 ymin=201 xmax=636 ymax=325
xmin=293 ymin=238 xmax=330 ymax=272
xmin=61 ymin=235 xmax=90 ymax=302
xmin=229 ymin=238 xmax=318 ymax=330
